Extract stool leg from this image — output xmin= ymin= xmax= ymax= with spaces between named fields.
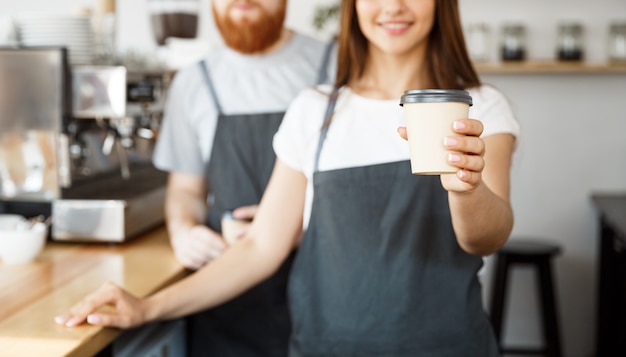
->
xmin=537 ymin=258 xmax=562 ymax=357
xmin=489 ymin=253 xmax=509 ymax=344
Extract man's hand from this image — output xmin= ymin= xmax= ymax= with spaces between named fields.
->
xmin=171 ymin=225 xmax=227 ymax=270
xmin=222 ymin=205 xmax=259 ymax=244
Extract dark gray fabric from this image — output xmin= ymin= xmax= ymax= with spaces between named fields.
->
xmin=186 ymin=62 xmax=294 ymax=357
xmin=186 ymin=39 xmax=339 ymax=355
xmin=287 ymin=92 xmax=500 ymax=357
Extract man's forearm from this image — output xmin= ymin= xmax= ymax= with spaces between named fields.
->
xmin=165 ymin=189 xmax=207 ymax=233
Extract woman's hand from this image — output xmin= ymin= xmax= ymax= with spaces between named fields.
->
xmin=54 ymin=281 xmax=147 ymax=329
xmin=440 ymin=119 xmax=485 ymax=192
xmin=397 ymin=118 xmax=485 ymax=192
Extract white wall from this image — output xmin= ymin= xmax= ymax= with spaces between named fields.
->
xmin=460 ymin=3 xmax=626 ymax=357
xmin=459 ymin=0 xmax=626 ymax=63
xmin=0 ymin=0 xmax=336 ymax=67
xmin=3 ymin=1 xmax=626 ymax=356
xmin=2 ymin=0 xmax=625 ymax=62
xmin=482 ymin=72 xmax=626 ymax=357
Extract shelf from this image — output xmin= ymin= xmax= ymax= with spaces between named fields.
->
xmin=474 ymin=60 xmax=626 ymax=74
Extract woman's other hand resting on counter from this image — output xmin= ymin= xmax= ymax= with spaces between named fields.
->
xmin=54 ymin=281 xmax=146 ymax=328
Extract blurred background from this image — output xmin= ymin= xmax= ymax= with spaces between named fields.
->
xmin=1 ymin=1 xmax=625 ymax=356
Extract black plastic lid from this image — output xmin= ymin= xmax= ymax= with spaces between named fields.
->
xmin=399 ymin=89 xmax=473 ymax=106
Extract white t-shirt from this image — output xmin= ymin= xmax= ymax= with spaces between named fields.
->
xmin=273 ymin=84 xmax=521 ymax=228
xmin=153 ymin=32 xmax=336 ymax=175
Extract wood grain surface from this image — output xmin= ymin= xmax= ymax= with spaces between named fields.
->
xmin=0 ymin=226 xmax=188 ymax=357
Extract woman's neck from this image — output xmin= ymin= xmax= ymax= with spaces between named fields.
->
xmin=350 ymin=48 xmax=432 ymax=100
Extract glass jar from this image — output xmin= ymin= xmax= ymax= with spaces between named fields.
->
xmin=557 ymin=22 xmax=584 ymax=61
xmin=466 ymin=23 xmax=490 ymax=62
xmin=148 ymin=0 xmax=199 ymax=46
xmin=501 ymin=24 xmax=526 ymax=61
xmin=608 ymin=22 xmax=626 ymax=62
xmin=92 ymin=12 xmax=116 ymax=64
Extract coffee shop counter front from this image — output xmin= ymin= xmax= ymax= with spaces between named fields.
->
xmin=0 ymin=225 xmax=189 ymax=357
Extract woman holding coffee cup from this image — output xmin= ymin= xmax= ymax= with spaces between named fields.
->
xmin=56 ymin=0 xmax=519 ymax=355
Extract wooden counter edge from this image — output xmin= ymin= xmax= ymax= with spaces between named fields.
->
xmin=67 ymin=269 xmax=191 ymax=357
xmin=68 ymin=228 xmax=190 ymax=357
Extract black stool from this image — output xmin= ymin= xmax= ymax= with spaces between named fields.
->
xmin=489 ymin=239 xmax=562 ymax=357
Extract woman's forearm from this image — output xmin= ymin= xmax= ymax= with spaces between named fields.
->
xmin=144 ymin=237 xmax=289 ymax=322
xmin=148 ymin=160 xmax=307 ymax=321
xmin=448 ymin=183 xmax=513 ymax=256
xmin=448 ymin=133 xmax=516 ymax=256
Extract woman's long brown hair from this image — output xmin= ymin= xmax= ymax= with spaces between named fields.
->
xmin=334 ymin=0 xmax=481 ymax=90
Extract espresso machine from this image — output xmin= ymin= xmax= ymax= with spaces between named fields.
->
xmin=0 ymin=46 xmax=171 ymax=242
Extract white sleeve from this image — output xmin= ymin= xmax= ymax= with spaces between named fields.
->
xmin=469 ymin=84 xmax=521 ymax=139
xmin=273 ymin=91 xmax=310 ymax=172
xmin=152 ymin=67 xmax=207 ymax=175
xmin=273 ymin=88 xmax=329 ymax=174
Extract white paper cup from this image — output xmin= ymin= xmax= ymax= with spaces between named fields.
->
xmin=221 ymin=211 xmax=250 ymax=245
xmin=400 ymin=89 xmax=473 ymax=175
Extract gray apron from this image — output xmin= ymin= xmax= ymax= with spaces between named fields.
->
xmin=287 ymin=89 xmax=500 ymax=357
xmin=186 ymin=42 xmax=334 ymax=357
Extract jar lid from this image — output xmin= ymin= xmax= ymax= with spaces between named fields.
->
xmin=399 ymin=89 xmax=473 ymax=106
xmin=502 ymin=24 xmax=526 ymax=33
xmin=610 ymin=23 xmax=626 ymax=32
xmin=558 ymin=22 xmax=583 ymax=33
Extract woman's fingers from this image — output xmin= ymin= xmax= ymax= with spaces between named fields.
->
xmin=397 ymin=126 xmax=408 ymax=140
xmin=443 ymin=120 xmax=486 ymax=190
xmin=86 ymin=310 xmax=133 ymax=328
xmin=452 ymin=119 xmax=483 ymax=137
xmin=447 ymin=150 xmax=485 ymax=172
xmin=55 ymin=281 xmax=126 ymax=327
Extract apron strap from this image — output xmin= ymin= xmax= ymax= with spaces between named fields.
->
xmin=199 ymin=60 xmax=224 ymax=115
xmin=313 ymin=87 xmax=340 ymax=173
xmin=316 ymin=38 xmax=336 ymax=85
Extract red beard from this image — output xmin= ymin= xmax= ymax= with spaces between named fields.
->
xmin=213 ymin=1 xmax=286 ymax=54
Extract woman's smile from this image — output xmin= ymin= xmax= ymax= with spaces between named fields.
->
xmin=378 ymin=20 xmax=413 ymax=35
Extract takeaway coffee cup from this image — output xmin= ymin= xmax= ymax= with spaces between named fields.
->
xmin=400 ymin=89 xmax=473 ymax=175
xmin=221 ymin=211 xmax=251 ymax=245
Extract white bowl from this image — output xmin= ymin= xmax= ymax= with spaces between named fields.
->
xmin=0 ymin=222 xmax=47 ymax=264
xmin=0 ymin=214 xmax=25 ymax=230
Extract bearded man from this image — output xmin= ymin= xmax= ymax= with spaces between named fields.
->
xmin=152 ymin=0 xmax=335 ymax=355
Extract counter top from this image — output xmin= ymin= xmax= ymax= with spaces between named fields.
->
xmin=0 ymin=226 xmax=188 ymax=357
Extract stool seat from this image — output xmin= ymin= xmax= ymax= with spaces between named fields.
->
xmin=500 ymin=240 xmax=561 ymax=257
xmin=489 ymin=238 xmax=563 ymax=357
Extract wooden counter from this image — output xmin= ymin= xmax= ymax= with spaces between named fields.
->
xmin=0 ymin=226 xmax=188 ymax=357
